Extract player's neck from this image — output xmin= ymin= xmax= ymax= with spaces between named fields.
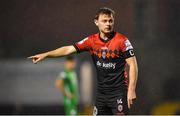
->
xmin=99 ymin=31 xmax=115 ymax=41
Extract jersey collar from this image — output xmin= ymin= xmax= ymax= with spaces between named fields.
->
xmin=98 ymin=31 xmax=116 ymax=43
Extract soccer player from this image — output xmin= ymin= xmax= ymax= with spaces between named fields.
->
xmin=28 ymin=7 xmax=138 ymax=115
xmin=55 ymin=56 xmax=78 ymax=115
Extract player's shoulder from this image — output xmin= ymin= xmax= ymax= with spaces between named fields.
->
xmin=88 ymin=33 xmax=99 ymax=39
xmin=115 ymin=32 xmax=128 ymax=41
xmin=57 ymin=71 xmax=66 ymax=79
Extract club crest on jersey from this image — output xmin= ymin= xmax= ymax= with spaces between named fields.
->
xmin=102 ymin=51 xmax=106 ymax=59
xmin=101 ymin=47 xmax=108 ymax=59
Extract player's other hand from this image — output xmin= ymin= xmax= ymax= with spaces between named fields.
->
xmin=127 ymin=89 xmax=136 ymax=109
xmin=28 ymin=53 xmax=47 ymax=64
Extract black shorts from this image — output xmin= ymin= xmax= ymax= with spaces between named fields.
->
xmin=93 ymin=91 xmax=129 ymax=115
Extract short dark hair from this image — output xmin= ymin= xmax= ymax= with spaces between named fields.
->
xmin=95 ymin=7 xmax=115 ymax=20
xmin=66 ymin=55 xmax=74 ymax=61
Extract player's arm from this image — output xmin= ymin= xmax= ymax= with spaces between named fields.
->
xmin=28 ymin=45 xmax=76 ymax=64
xmin=55 ymin=79 xmax=73 ymax=99
xmin=125 ymin=56 xmax=138 ymax=109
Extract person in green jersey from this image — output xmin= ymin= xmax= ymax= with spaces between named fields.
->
xmin=55 ymin=56 xmax=78 ymax=115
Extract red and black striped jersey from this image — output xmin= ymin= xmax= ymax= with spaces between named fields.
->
xmin=74 ymin=32 xmax=135 ymax=93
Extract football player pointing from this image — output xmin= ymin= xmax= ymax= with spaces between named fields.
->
xmin=28 ymin=7 xmax=138 ymax=115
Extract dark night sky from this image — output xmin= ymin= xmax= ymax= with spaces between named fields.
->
xmin=0 ymin=0 xmax=135 ymax=58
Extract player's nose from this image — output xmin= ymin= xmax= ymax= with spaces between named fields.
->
xmin=106 ymin=21 xmax=110 ymax=25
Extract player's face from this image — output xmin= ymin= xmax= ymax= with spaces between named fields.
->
xmin=95 ymin=14 xmax=114 ymax=34
xmin=65 ymin=60 xmax=75 ymax=70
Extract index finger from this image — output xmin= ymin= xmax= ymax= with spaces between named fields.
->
xmin=128 ymin=100 xmax=130 ymax=109
xmin=128 ymin=99 xmax=133 ymax=109
xmin=27 ymin=56 xmax=34 ymax=59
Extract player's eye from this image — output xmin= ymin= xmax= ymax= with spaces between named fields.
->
xmin=102 ymin=20 xmax=107 ymax=23
xmin=109 ymin=19 xmax=113 ymax=23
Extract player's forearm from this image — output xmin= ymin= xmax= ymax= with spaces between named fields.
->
xmin=46 ymin=45 xmax=75 ymax=58
xmin=56 ymin=82 xmax=67 ymax=96
xmin=128 ymin=62 xmax=138 ymax=91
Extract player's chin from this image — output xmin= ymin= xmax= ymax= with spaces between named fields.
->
xmin=103 ymin=30 xmax=113 ymax=34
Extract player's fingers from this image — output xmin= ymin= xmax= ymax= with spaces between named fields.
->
xmin=27 ymin=56 xmax=34 ymax=59
xmin=33 ymin=57 xmax=42 ymax=64
xmin=132 ymin=97 xmax=136 ymax=103
xmin=128 ymin=99 xmax=130 ymax=109
xmin=128 ymin=100 xmax=130 ymax=109
xmin=132 ymin=95 xmax=136 ymax=100
xmin=128 ymin=99 xmax=133 ymax=109
xmin=32 ymin=58 xmax=37 ymax=64
xmin=28 ymin=54 xmax=40 ymax=59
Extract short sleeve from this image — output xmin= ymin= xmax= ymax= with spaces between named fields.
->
xmin=120 ymin=38 xmax=135 ymax=59
xmin=73 ymin=37 xmax=91 ymax=53
xmin=57 ymin=72 xmax=66 ymax=80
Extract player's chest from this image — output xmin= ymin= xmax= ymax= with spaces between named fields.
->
xmin=91 ymin=39 xmax=121 ymax=51
xmin=90 ymin=39 xmax=122 ymax=59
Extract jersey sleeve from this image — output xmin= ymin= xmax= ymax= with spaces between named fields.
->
xmin=120 ymin=37 xmax=135 ymax=59
xmin=57 ymin=72 xmax=66 ymax=80
xmin=73 ymin=37 xmax=91 ymax=53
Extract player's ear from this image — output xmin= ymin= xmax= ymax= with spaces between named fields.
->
xmin=94 ymin=19 xmax=98 ymax=26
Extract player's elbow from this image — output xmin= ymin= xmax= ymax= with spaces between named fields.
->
xmin=126 ymin=57 xmax=138 ymax=72
xmin=63 ymin=45 xmax=76 ymax=56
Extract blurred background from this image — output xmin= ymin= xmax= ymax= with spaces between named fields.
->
xmin=0 ymin=0 xmax=180 ymax=115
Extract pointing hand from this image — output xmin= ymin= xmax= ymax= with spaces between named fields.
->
xmin=28 ymin=53 xmax=47 ymax=64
